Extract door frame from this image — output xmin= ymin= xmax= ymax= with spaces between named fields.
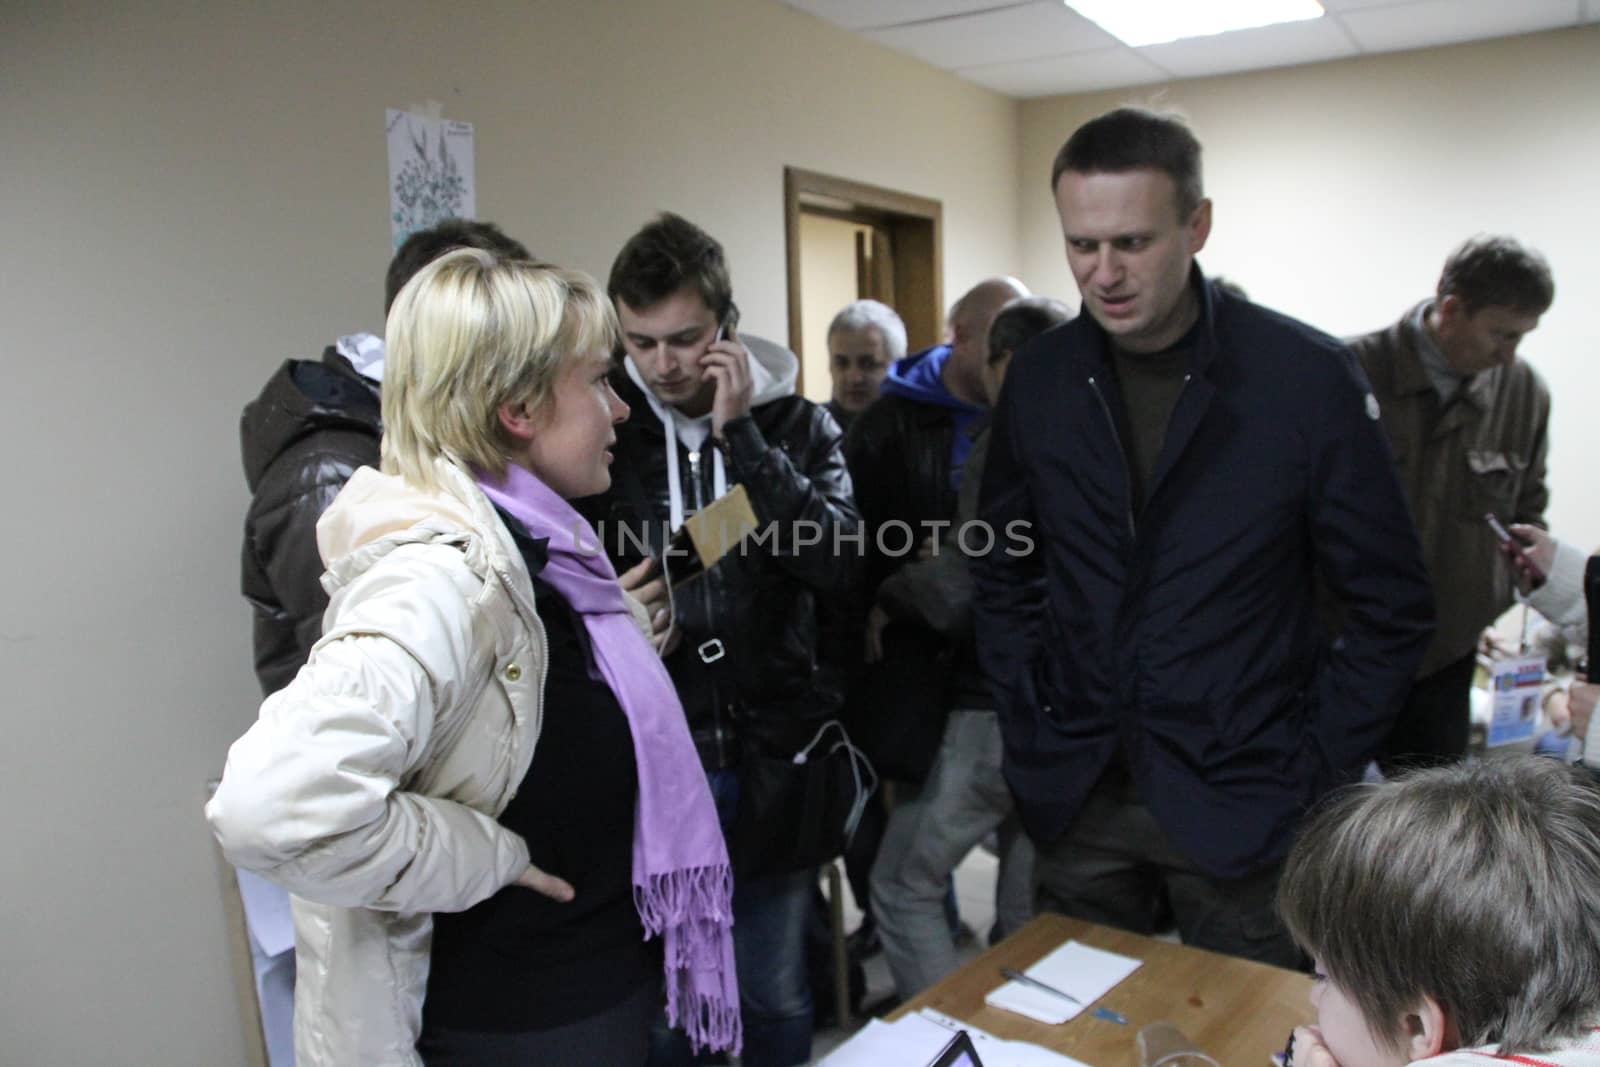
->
xmin=783 ymin=167 xmax=943 ymax=388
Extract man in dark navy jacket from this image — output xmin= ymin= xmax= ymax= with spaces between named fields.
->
xmin=973 ymin=107 xmax=1434 ymax=965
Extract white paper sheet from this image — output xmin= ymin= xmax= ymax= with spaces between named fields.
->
xmin=984 ymin=940 xmax=1142 ymax=1025
xmin=235 ymin=867 xmax=295 ymax=958
xmin=819 ymin=1008 xmax=1093 ymax=1067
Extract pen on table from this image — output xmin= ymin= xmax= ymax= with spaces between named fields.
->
xmin=998 ymin=968 xmax=1129 ymax=1025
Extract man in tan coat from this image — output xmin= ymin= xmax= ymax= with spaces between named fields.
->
xmin=1349 ymin=235 xmax=1555 ymax=769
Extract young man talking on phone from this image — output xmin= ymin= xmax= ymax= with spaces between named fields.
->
xmin=577 ymin=212 xmax=861 ymax=1066
xmin=1349 ymin=235 xmax=1556 ymax=771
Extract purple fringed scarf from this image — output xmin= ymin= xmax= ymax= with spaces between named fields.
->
xmin=475 ymin=463 xmax=741 ymax=1056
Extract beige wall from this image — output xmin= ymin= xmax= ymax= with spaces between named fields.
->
xmin=0 ymin=2 xmax=1018 ymax=1061
xmin=1019 ymin=26 xmax=1600 ymax=542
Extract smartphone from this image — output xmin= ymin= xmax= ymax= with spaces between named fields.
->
xmin=1484 ymin=512 xmax=1514 ymax=547
xmin=715 ymin=303 xmax=740 ymax=344
xmin=1485 ymin=513 xmax=1546 ymax=583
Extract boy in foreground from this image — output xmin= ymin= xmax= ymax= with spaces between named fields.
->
xmin=1277 ymin=757 xmax=1600 ymax=1066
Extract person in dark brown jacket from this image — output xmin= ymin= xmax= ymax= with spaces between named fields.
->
xmin=240 ymin=219 xmax=531 ymax=696
xmin=1348 ymin=235 xmax=1555 ymax=770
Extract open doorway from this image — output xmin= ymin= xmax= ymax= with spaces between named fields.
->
xmin=784 ymin=167 xmax=942 ymax=402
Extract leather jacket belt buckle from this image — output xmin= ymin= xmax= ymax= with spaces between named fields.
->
xmin=697 ymin=637 xmax=726 ymax=664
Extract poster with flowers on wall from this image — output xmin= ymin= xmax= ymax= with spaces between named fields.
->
xmin=387 ymin=107 xmax=475 ymax=250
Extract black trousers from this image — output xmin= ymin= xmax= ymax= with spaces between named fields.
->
xmin=1032 ymin=780 xmax=1301 ymax=969
xmin=1378 ymin=649 xmax=1477 ymax=773
xmin=418 ymin=981 xmax=653 ymax=1067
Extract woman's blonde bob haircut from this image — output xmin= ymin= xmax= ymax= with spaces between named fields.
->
xmin=381 ymin=248 xmax=618 ymax=490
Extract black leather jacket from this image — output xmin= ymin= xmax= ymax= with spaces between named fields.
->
xmin=240 ymin=349 xmax=381 ymax=695
xmin=844 ymin=393 xmax=957 ymax=595
xmin=577 ymin=370 xmax=862 ymax=770
xmin=838 ymin=393 xmax=968 ymax=779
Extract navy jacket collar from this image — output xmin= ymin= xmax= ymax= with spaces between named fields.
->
xmin=1077 ymin=263 xmax=1218 ymax=379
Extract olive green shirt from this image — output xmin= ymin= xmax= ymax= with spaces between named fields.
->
xmin=1112 ymin=342 xmax=1191 ymax=512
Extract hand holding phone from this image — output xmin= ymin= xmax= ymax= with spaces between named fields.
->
xmin=701 ymin=314 xmax=753 ymax=437
xmin=1485 ymin=513 xmax=1546 ymax=585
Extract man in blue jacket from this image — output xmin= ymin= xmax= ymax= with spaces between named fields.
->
xmin=973 ymin=107 xmax=1435 ymax=965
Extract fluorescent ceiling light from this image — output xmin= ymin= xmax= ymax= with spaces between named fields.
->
xmin=1067 ymin=0 xmax=1325 ymax=48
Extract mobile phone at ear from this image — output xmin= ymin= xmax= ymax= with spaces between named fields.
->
xmin=716 ymin=303 xmax=741 ymax=344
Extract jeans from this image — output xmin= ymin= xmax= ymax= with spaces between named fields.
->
xmin=1032 ymin=778 xmax=1300 ymax=969
xmin=870 ymin=710 xmax=1036 ymax=998
xmin=647 ymin=770 xmax=813 ymax=1067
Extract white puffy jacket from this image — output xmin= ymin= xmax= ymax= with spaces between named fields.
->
xmin=208 ymin=456 xmax=554 ymax=1066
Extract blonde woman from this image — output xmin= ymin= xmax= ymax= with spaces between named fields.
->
xmin=208 ymin=250 xmax=739 ymax=1066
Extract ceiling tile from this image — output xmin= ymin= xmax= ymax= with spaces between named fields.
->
xmin=1137 ymin=15 xmax=1358 ymax=78
xmin=788 ymin=0 xmax=1596 ymax=99
xmin=778 ymin=0 xmax=1021 ymax=32
xmin=863 ymin=1 xmax=1121 ymax=69
xmin=956 ymin=46 xmax=1172 ymax=97
xmin=1339 ymin=0 xmax=1582 ymax=53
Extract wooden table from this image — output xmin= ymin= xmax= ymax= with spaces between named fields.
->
xmin=890 ymin=914 xmax=1313 ymax=1066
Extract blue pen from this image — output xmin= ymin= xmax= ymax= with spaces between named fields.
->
xmin=998 ymin=968 xmax=1129 ymax=1024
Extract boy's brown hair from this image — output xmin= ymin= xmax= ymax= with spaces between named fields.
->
xmin=1278 ymin=758 xmax=1600 ymax=1053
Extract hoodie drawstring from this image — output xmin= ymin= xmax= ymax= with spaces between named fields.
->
xmin=653 ymin=405 xmax=727 ymax=532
